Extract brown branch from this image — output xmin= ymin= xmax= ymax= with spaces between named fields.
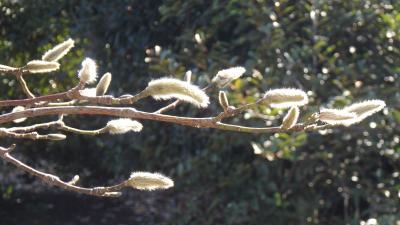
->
xmin=0 ymin=85 xmax=147 ymax=108
xmin=0 ymin=105 xmax=335 ymax=134
xmin=0 ymin=144 xmax=128 ymax=197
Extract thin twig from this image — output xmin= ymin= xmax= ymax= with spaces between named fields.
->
xmin=16 ymin=75 xmax=35 ymax=98
xmin=0 ymin=145 xmax=128 ymax=197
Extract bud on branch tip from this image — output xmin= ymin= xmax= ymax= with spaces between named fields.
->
xmin=212 ymin=66 xmax=246 ymax=88
xmin=281 ymin=106 xmax=299 ymax=129
xmin=128 ymin=172 xmax=174 ymax=191
xmin=42 ymin=38 xmax=75 ymax=62
xmin=96 ymin=72 xmax=112 ymax=96
xmin=26 ymin=60 xmax=60 ymax=73
xmin=145 ymin=77 xmax=209 ymax=108
xmin=106 ymin=118 xmax=143 ymax=134
xmin=78 ymin=58 xmax=97 ymax=84
xmin=263 ymin=88 xmax=308 ymax=108
xmin=318 ymin=108 xmax=357 ymax=125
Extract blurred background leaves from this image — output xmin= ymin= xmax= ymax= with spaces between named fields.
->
xmin=0 ymin=0 xmax=399 ymax=224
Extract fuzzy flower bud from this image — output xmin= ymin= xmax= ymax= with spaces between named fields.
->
xmin=78 ymin=58 xmax=97 ymax=84
xmin=42 ymin=38 xmax=75 ymax=62
xmin=145 ymin=78 xmax=209 ymax=108
xmin=281 ymin=106 xmax=299 ymax=129
xmin=343 ymin=100 xmax=386 ymax=124
xmin=47 ymin=133 xmax=67 ymax=141
xmin=218 ymin=91 xmax=229 ymax=111
xmin=96 ymin=72 xmax=112 ymax=96
xmin=106 ymin=118 xmax=143 ymax=134
xmin=128 ymin=172 xmax=174 ymax=191
xmin=212 ymin=67 xmax=246 ymax=88
xmin=11 ymin=106 xmax=27 ymax=123
xmin=318 ymin=108 xmax=357 ymax=125
xmin=26 ymin=60 xmax=60 ymax=73
xmin=263 ymin=88 xmax=308 ymax=108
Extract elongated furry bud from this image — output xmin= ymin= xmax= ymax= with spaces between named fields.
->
xmin=218 ymin=91 xmax=229 ymax=111
xmin=212 ymin=67 xmax=246 ymax=88
xmin=96 ymin=72 xmax=112 ymax=96
xmin=343 ymin=100 xmax=386 ymax=124
xmin=26 ymin=60 xmax=60 ymax=73
xmin=11 ymin=106 xmax=27 ymax=123
xmin=263 ymin=88 xmax=308 ymax=108
xmin=281 ymin=106 xmax=299 ymax=129
xmin=47 ymin=133 xmax=67 ymax=141
xmin=145 ymin=77 xmax=209 ymax=108
xmin=128 ymin=172 xmax=174 ymax=190
xmin=318 ymin=108 xmax=357 ymax=125
xmin=78 ymin=58 xmax=97 ymax=84
xmin=42 ymin=38 xmax=75 ymax=62
xmin=106 ymin=118 xmax=143 ymax=134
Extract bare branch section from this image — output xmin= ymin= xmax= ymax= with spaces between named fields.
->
xmin=0 ymin=38 xmax=386 ymax=197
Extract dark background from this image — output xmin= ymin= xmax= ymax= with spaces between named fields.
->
xmin=0 ymin=0 xmax=399 ymax=224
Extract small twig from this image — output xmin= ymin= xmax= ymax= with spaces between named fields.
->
xmin=0 ymin=145 xmax=128 ymax=197
xmin=16 ymin=74 xmax=35 ymax=98
xmin=60 ymin=125 xmax=107 ymax=136
xmin=8 ymin=121 xmax=63 ymax=133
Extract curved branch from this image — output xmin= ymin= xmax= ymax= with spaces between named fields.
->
xmin=0 ymin=145 xmax=129 ymax=197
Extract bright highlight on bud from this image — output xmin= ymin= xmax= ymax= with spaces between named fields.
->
xmin=26 ymin=60 xmax=60 ymax=73
xmin=96 ymin=72 xmax=112 ymax=96
xmin=263 ymin=88 xmax=308 ymax=108
xmin=78 ymin=58 xmax=97 ymax=84
xmin=281 ymin=106 xmax=299 ymax=129
xmin=343 ymin=100 xmax=386 ymax=124
xmin=47 ymin=133 xmax=67 ymax=141
xmin=11 ymin=106 xmax=27 ymax=123
xmin=79 ymin=88 xmax=96 ymax=97
xmin=146 ymin=78 xmax=209 ymax=108
xmin=128 ymin=172 xmax=174 ymax=191
xmin=218 ymin=91 xmax=229 ymax=111
xmin=318 ymin=108 xmax=357 ymax=125
xmin=42 ymin=38 xmax=75 ymax=62
xmin=212 ymin=66 xmax=246 ymax=88
xmin=106 ymin=118 xmax=143 ymax=134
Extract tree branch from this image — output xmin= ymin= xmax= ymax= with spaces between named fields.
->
xmin=0 ymin=144 xmax=130 ymax=197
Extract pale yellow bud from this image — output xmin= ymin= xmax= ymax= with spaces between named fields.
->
xmin=343 ymin=100 xmax=386 ymax=124
xmin=318 ymin=108 xmax=357 ymax=125
xmin=96 ymin=72 xmax=112 ymax=96
xmin=263 ymin=88 xmax=308 ymax=108
xmin=26 ymin=60 xmax=60 ymax=73
xmin=128 ymin=172 xmax=174 ymax=191
xmin=42 ymin=38 xmax=75 ymax=62
xmin=78 ymin=58 xmax=97 ymax=84
xmin=47 ymin=133 xmax=67 ymax=141
xmin=218 ymin=91 xmax=229 ymax=111
xmin=281 ymin=106 xmax=299 ymax=129
xmin=146 ymin=78 xmax=209 ymax=108
xmin=212 ymin=67 xmax=246 ymax=88
xmin=106 ymin=118 xmax=143 ymax=134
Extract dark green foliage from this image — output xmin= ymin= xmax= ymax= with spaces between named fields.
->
xmin=0 ymin=0 xmax=399 ymax=224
